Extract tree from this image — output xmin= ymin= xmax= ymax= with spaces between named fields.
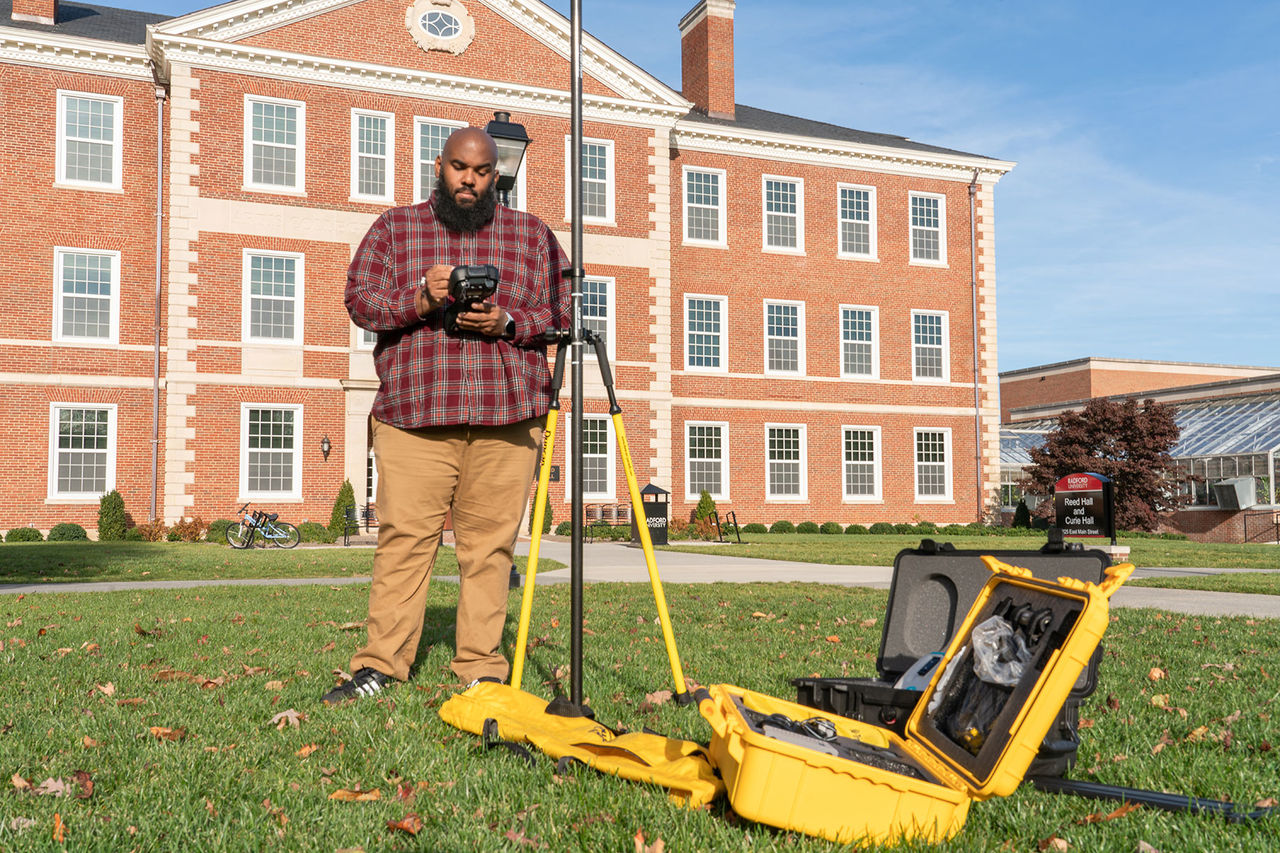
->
xmin=1021 ymin=397 xmax=1185 ymax=532
xmin=98 ymin=489 xmax=127 ymax=541
xmin=694 ymin=489 xmax=717 ymax=522
xmin=328 ymin=479 xmax=357 ymax=535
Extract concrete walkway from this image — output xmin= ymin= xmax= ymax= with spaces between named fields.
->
xmin=3 ymin=538 xmax=1279 ymax=619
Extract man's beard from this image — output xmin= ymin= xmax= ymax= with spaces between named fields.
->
xmin=433 ymin=176 xmax=498 ymax=233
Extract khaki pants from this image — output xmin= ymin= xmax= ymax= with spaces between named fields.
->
xmin=351 ymin=416 xmax=542 ymax=683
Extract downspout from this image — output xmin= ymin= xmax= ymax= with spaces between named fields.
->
xmin=149 ymin=64 xmax=167 ymax=522
xmin=968 ymin=170 xmax=982 ymax=522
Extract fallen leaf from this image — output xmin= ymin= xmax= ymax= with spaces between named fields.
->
xmin=52 ymin=812 xmax=65 ymax=843
xmin=117 ymin=698 xmax=145 ymax=707
xmin=505 ymin=828 xmax=546 ymax=848
xmin=133 ymin=623 xmax=153 ymax=637
xmin=634 ymin=829 xmax=666 ymax=853
xmin=859 ymin=618 xmax=877 ymax=628
xmin=82 ymin=736 xmax=100 ymax=749
xmin=242 ymin=665 xmax=267 ymax=675
xmin=328 ymin=788 xmax=381 ymax=802
xmin=386 ymin=813 xmax=423 ymax=835
xmin=12 ymin=772 xmax=32 ymax=792
xmin=264 ymin=681 xmax=285 ymax=691
xmin=639 ymin=690 xmax=673 ymax=712
xmin=1075 ymin=802 xmax=1140 ymax=824
xmin=825 ymin=635 xmax=841 ymax=643
xmin=1150 ymin=694 xmax=1170 ymax=709
xmin=73 ymin=771 xmax=93 ymax=800
xmin=1184 ymin=725 xmax=1210 ymax=743
xmin=338 ymin=621 xmax=366 ymax=631
xmin=149 ymin=726 xmax=189 ymax=742
xmin=296 ymin=743 xmax=319 ymax=758
xmin=1151 ymin=731 xmax=1173 ymax=756
xmin=1256 ymin=797 xmax=1278 ymax=808
xmin=1037 ymin=835 xmax=1069 ymax=851
xmin=95 ymin=682 xmax=116 ymax=697
xmin=35 ymin=778 xmax=71 ymax=797
xmin=1148 ymin=667 xmax=1166 ymax=681
xmin=1221 ymin=710 xmax=1243 ymax=725
xmin=1136 ymin=842 xmax=1162 ymax=853
xmin=1105 ymin=693 xmax=1120 ymax=711
xmin=750 ymin=611 xmax=775 ymax=621
xmin=550 ymin=617 xmax=560 ymax=629
xmin=199 ymin=677 xmax=226 ymax=690
xmin=8 ymin=817 xmax=35 ymax=832
xmin=317 ymin=641 xmax=336 ymax=653
xmin=270 ymin=709 xmax=305 ymax=731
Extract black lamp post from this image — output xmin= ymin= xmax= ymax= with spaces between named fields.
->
xmin=484 ymin=111 xmax=530 ymax=206
xmin=320 ymin=435 xmax=331 ymax=461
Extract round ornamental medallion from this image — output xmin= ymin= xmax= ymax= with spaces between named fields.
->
xmin=405 ymin=0 xmax=476 ymax=55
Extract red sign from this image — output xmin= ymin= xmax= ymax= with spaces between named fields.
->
xmin=1056 ymin=473 xmax=1105 ymax=492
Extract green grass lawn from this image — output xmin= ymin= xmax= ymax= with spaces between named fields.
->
xmin=1129 ymin=572 xmax=1280 ymax=596
xmin=2 ymin=581 xmax=1276 ymax=851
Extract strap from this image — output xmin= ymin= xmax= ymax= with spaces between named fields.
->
xmin=480 ymin=718 xmax=536 ymax=768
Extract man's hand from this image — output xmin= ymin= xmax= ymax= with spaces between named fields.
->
xmin=454 ymin=302 xmax=509 ymax=337
xmin=415 ymin=264 xmax=454 ymax=318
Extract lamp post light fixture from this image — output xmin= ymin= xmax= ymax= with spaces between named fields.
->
xmin=320 ymin=434 xmax=332 ymax=461
xmin=484 ymin=110 xmax=530 ymax=204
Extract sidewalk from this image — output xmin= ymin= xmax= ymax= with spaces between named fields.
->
xmin=3 ymin=538 xmax=1279 ymax=619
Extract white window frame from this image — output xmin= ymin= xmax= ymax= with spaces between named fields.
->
xmin=350 ymin=108 xmax=395 ymax=203
xmin=765 ymin=423 xmax=808 ymax=502
xmin=52 ymin=247 xmax=120 ymax=345
xmin=682 ymin=165 xmax=727 ymax=247
xmin=914 ymin=427 xmax=953 ymax=502
xmin=763 ymin=299 xmax=806 ymax=377
xmin=243 ymin=95 xmax=306 ymax=194
xmin=565 ymin=136 xmax=615 ymax=225
xmin=413 ymin=116 xmax=467 ymax=203
xmin=684 ymin=421 xmax=729 ymax=502
xmin=837 ymin=183 xmax=877 ymax=260
xmin=240 ymin=403 xmax=304 ymax=501
xmin=683 ymin=293 xmax=728 ymax=374
xmin=356 ymin=325 xmax=378 ymax=351
xmin=47 ymin=403 xmax=117 ymax=502
xmin=841 ymin=425 xmax=882 ymax=502
xmin=562 ymin=413 xmax=616 ymax=502
xmin=909 ymin=191 xmax=947 ymax=266
xmin=242 ymin=249 xmax=305 ymax=346
xmin=581 ymin=276 xmax=616 ymax=364
xmin=910 ymin=309 xmax=950 ymax=383
xmin=55 ymin=91 xmax=123 ymax=191
xmin=503 ymin=158 xmax=529 ymax=212
xmin=839 ymin=304 xmax=879 ymax=380
xmin=761 ymin=174 xmax=804 ymax=254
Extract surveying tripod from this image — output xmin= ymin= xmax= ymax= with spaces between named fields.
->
xmin=510 ymin=330 xmax=692 ymax=706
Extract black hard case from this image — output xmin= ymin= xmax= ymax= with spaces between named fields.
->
xmin=793 ymin=540 xmax=1109 ymax=777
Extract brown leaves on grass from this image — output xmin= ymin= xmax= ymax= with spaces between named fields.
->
xmin=11 ymin=772 xmax=93 ymax=799
xmin=270 ymin=709 xmax=305 ymax=731
xmin=328 ymin=787 xmax=381 ymax=802
xmin=1074 ymin=802 xmax=1141 ymax=825
xmin=386 ymin=814 xmax=423 ymax=835
xmin=634 ymin=829 xmax=666 ymax=853
xmin=295 ymin=743 xmax=319 ymax=758
xmin=1037 ymin=835 xmax=1069 ymax=851
xmin=1147 ymin=667 xmax=1166 ymax=681
xmin=639 ymin=690 xmax=672 ymax=712
xmin=149 ymin=726 xmax=189 ymax=742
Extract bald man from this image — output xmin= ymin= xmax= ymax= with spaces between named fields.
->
xmin=330 ymin=126 xmax=569 ymax=704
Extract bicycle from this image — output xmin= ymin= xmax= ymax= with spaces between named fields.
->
xmin=225 ymin=503 xmax=301 ymax=549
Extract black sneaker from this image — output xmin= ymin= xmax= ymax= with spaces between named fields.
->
xmin=321 ymin=667 xmax=392 ymax=705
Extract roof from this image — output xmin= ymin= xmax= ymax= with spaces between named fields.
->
xmin=1000 ymin=391 xmax=1280 ymax=466
xmin=681 ymin=103 xmax=998 ymax=161
xmin=0 ymin=0 xmax=166 ymax=42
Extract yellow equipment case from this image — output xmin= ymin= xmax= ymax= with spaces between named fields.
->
xmin=700 ymin=557 xmax=1133 ymax=846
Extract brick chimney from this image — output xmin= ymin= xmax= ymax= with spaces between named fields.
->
xmin=12 ymin=0 xmax=58 ymax=25
xmin=679 ymin=0 xmax=735 ymax=120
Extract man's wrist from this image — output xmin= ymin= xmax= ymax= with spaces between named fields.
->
xmin=503 ymin=316 xmax=516 ymax=340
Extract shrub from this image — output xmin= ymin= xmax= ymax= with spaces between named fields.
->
xmin=869 ymin=522 xmax=896 ymax=535
xmin=123 ymin=527 xmax=145 ymax=541
xmin=691 ymin=516 xmax=717 ymax=540
xmin=133 ymin=520 xmax=168 ymax=542
xmin=742 ymin=523 xmax=768 ymax=534
xmin=5 ymin=527 xmax=44 ymax=543
xmin=844 ymin=523 xmax=868 ymax=535
xmin=915 ymin=521 xmax=939 ymax=534
xmin=891 ymin=523 xmax=914 ymax=534
xmin=941 ymin=524 xmax=969 ymax=536
xmin=818 ymin=521 xmax=843 ymax=535
xmin=529 ymin=503 xmax=553 ymax=535
xmin=169 ymin=517 xmax=207 ymax=543
xmin=796 ymin=521 xmax=820 ymax=534
xmin=98 ymin=489 xmax=126 ymax=541
xmin=300 ymin=521 xmax=337 ymax=544
xmin=965 ymin=521 xmax=987 ymax=532
xmin=768 ymin=520 xmax=796 ymax=534
xmin=48 ymin=522 xmax=89 ymax=541
xmin=328 ymin=479 xmax=357 ymax=535
xmin=694 ymin=490 xmax=717 ymax=522
xmin=555 ymin=521 xmax=572 ymax=536
xmin=1012 ymin=501 xmax=1032 ymax=529
xmin=206 ymin=519 xmax=233 ymax=543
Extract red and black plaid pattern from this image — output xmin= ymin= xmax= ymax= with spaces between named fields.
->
xmin=346 ymin=197 xmax=570 ymax=427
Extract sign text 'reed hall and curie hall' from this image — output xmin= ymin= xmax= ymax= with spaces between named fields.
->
xmin=1053 ymin=473 xmax=1115 ymax=540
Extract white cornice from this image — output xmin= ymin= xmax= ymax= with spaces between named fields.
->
xmin=672 ymin=122 xmax=1015 ymax=183
xmin=0 ymin=26 xmax=152 ymax=80
xmin=147 ymin=31 xmax=687 ymax=127
xmin=153 ymin=0 xmax=358 ymax=41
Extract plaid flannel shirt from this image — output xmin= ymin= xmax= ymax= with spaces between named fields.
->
xmin=346 ymin=197 xmax=570 ymax=428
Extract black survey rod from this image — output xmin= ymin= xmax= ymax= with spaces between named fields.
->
xmin=568 ymin=0 xmax=585 ymax=708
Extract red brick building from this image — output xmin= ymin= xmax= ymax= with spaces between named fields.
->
xmin=1 ymin=0 xmax=1013 ymax=536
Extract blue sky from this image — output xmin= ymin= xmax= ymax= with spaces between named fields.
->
xmin=115 ymin=0 xmax=1279 ymax=371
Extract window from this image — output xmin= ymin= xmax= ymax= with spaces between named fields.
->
xmin=48 ymin=404 xmax=115 ymax=500
xmin=764 ymin=300 xmax=805 ymax=375
xmin=56 ymin=91 xmax=122 ymax=190
xmin=581 ymin=277 xmax=616 ymax=363
xmin=683 ymin=167 xmax=726 ymax=245
xmin=357 ymin=326 xmax=378 ymax=350
xmin=766 ymin=424 xmax=807 ymax=500
xmin=565 ymin=137 xmax=614 ymax=223
xmin=244 ymin=96 xmax=305 ymax=192
xmin=838 ymin=184 xmax=876 ymax=259
xmin=915 ymin=428 xmax=952 ymax=501
xmin=414 ymin=117 xmax=466 ymax=202
xmin=241 ymin=405 xmax=302 ymax=499
xmin=762 ymin=176 xmax=803 ymax=252
xmin=351 ymin=109 xmax=394 ymax=202
xmin=503 ymin=159 xmax=528 ymax=211
xmin=911 ymin=310 xmax=949 ymax=381
xmin=686 ymin=422 xmax=728 ymax=500
xmin=53 ymin=248 xmax=119 ymax=344
xmin=244 ymin=250 xmax=303 ymax=344
xmin=840 ymin=305 xmax=878 ymax=379
xmin=563 ymin=414 xmax=615 ymax=501
xmin=842 ymin=427 xmax=881 ymax=501
xmin=909 ymin=192 xmax=946 ymax=264
xmin=684 ymin=294 xmax=727 ymax=372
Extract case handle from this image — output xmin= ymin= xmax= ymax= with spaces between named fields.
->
xmin=1094 ymin=562 xmax=1134 ymax=598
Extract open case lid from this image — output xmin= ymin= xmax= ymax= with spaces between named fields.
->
xmin=903 ymin=558 xmax=1132 ymax=799
xmin=878 ymin=542 xmax=1110 ymax=679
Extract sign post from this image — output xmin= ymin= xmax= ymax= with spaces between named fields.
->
xmin=1053 ymin=472 xmax=1116 ymax=544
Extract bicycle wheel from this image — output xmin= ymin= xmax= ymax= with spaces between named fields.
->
xmin=274 ymin=522 xmax=301 ymax=549
xmin=225 ymin=522 xmax=254 ymax=549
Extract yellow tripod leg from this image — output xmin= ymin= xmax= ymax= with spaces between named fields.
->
xmin=510 ymin=408 xmax=558 ymax=691
xmin=613 ymin=412 xmax=690 ymax=699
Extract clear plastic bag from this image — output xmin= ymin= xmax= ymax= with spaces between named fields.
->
xmin=970 ymin=615 xmax=1031 ymax=687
